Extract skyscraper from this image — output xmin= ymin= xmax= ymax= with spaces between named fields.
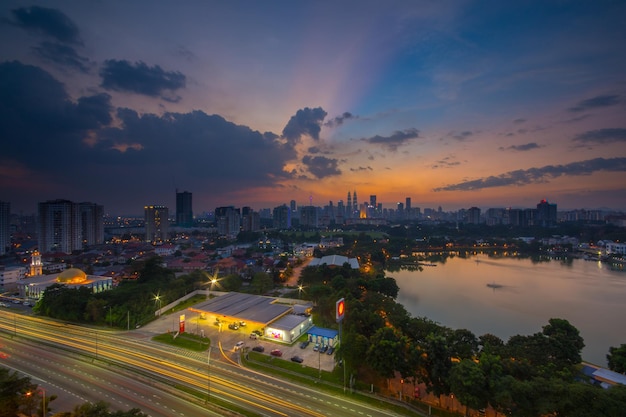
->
xmin=347 ymin=192 xmax=352 ymax=219
xmin=300 ymin=206 xmax=318 ymax=228
xmin=176 ymin=190 xmax=193 ymax=227
xmin=215 ymin=206 xmax=240 ymax=237
xmin=536 ymin=199 xmax=557 ymax=227
xmin=145 ymin=205 xmax=169 ymax=243
xmin=0 ymin=201 xmax=9 ymax=255
xmin=273 ymin=204 xmax=291 ymax=229
xmin=38 ymin=199 xmax=82 ymax=254
xmin=80 ymin=202 xmax=104 ymax=246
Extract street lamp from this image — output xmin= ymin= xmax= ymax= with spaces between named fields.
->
xmin=154 ymin=295 xmax=162 ymax=317
xmin=26 ymin=387 xmax=46 ymax=417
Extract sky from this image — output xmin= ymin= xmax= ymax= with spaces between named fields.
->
xmin=1 ymin=1 xmax=625 ymax=216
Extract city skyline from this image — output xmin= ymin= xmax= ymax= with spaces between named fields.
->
xmin=1 ymin=2 xmax=625 ymax=214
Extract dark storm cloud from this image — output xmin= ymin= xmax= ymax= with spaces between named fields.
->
xmin=11 ymin=6 xmax=81 ymax=44
xmin=568 ymin=95 xmax=621 ymax=112
xmin=324 ymin=112 xmax=356 ymax=127
xmin=499 ymin=142 xmax=542 ymax=152
xmin=99 ymin=60 xmax=186 ymax=98
xmin=573 ymin=128 xmax=626 ymax=144
xmin=281 ymin=107 xmax=327 ymax=143
xmin=32 ymin=41 xmax=90 ymax=73
xmin=301 ymin=155 xmax=341 ymax=178
xmin=0 ymin=60 xmax=298 ymax=210
xmin=364 ymin=128 xmax=419 ymax=151
xmin=0 ymin=61 xmax=113 ymax=169
xmin=434 ymin=157 xmax=626 ymax=192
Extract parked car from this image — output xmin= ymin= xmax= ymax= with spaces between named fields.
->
xmin=270 ymin=349 xmax=282 ymax=357
xmin=320 ymin=345 xmax=329 ymax=353
xmin=252 ymin=329 xmax=263 ymax=336
xmin=299 ymin=340 xmax=310 ymax=349
xmin=234 ymin=341 xmax=244 ymax=351
xmin=313 ymin=343 xmax=320 ymax=352
xmin=326 ymin=346 xmax=334 ymax=355
xmin=252 ymin=346 xmax=265 ymax=352
xmin=239 ymin=321 xmax=247 ymax=327
xmin=228 ymin=323 xmax=239 ymax=330
xmin=290 ymin=356 xmax=304 ymax=363
xmin=250 ymin=333 xmax=258 ymax=339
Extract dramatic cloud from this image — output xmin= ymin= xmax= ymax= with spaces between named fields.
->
xmin=301 ymin=155 xmax=341 ymax=178
xmin=11 ymin=6 xmax=81 ymax=44
xmin=434 ymin=157 xmax=626 ymax=191
xmin=568 ymin=95 xmax=621 ymax=112
xmin=0 ymin=61 xmax=113 ymax=170
xmin=32 ymin=41 xmax=90 ymax=73
xmin=573 ymin=128 xmax=626 ymax=144
xmin=0 ymin=61 xmax=299 ymax=210
xmin=499 ymin=142 xmax=542 ymax=152
xmin=99 ymin=60 xmax=186 ymax=98
xmin=282 ymin=107 xmax=327 ymax=142
xmin=364 ymin=128 xmax=419 ymax=151
xmin=324 ymin=112 xmax=356 ymax=127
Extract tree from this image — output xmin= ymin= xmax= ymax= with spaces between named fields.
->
xmin=367 ymin=327 xmax=407 ymax=382
xmin=449 ymin=359 xmax=488 ymax=414
xmin=607 ymin=344 xmax=626 ymax=374
xmin=0 ymin=368 xmax=52 ymax=417
xmin=542 ymin=318 xmax=585 ymax=368
xmin=250 ymin=271 xmax=273 ymax=294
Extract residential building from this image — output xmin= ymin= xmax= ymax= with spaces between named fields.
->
xmin=176 ymin=190 xmax=193 ymax=227
xmin=38 ymin=199 xmax=82 ymax=254
xmin=145 ymin=205 xmax=169 ymax=243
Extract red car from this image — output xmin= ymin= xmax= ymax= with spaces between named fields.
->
xmin=270 ymin=349 xmax=282 ymax=357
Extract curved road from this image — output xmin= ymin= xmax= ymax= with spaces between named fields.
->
xmin=0 ymin=310 xmax=408 ymax=417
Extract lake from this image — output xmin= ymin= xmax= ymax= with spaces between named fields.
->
xmin=389 ymin=253 xmax=626 ymax=366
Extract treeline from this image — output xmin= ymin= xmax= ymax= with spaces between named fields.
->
xmin=299 ymin=260 xmax=626 ymax=416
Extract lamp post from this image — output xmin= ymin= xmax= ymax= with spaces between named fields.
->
xmin=210 ymin=277 xmax=217 ymax=297
xmin=25 ymin=388 xmax=46 ymax=417
xmin=154 ymin=295 xmax=162 ymax=317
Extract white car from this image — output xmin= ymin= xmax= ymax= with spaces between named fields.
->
xmin=234 ymin=341 xmax=244 ymax=351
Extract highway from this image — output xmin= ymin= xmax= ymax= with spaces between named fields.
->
xmin=0 ymin=310 xmax=406 ymax=417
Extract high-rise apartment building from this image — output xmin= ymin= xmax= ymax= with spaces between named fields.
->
xmin=0 ymin=201 xmax=9 ymax=255
xmin=145 ymin=205 xmax=169 ymax=243
xmin=300 ymin=206 xmax=318 ymax=228
xmin=467 ymin=207 xmax=481 ymax=224
xmin=273 ymin=205 xmax=291 ymax=229
xmin=80 ymin=202 xmax=104 ymax=246
xmin=176 ymin=191 xmax=193 ymax=227
xmin=536 ymin=199 xmax=557 ymax=227
xmin=38 ymin=199 xmax=82 ymax=254
xmin=215 ymin=206 xmax=240 ymax=237
xmin=242 ymin=207 xmax=260 ymax=232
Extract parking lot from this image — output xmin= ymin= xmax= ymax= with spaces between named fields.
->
xmin=140 ymin=309 xmax=337 ymax=372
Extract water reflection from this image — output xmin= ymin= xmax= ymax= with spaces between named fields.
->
xmin=389 ymin=253 xmax=626 ymax=366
